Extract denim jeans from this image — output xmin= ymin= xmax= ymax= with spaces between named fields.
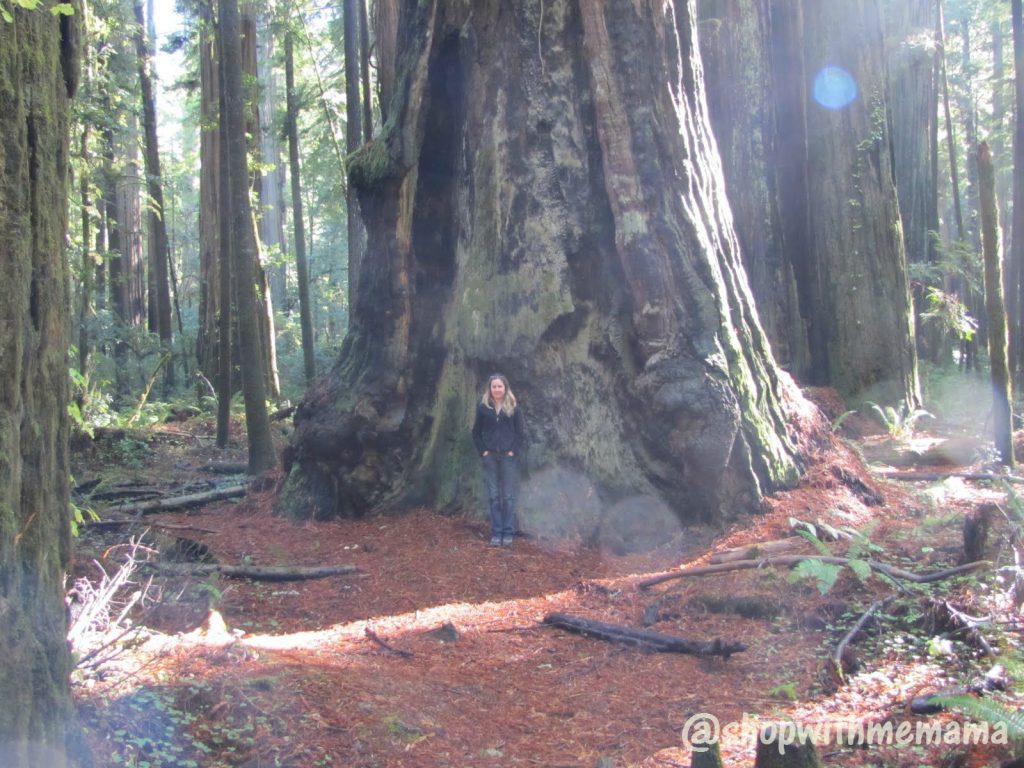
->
xmin=481 ymin=453 xmax=518 ymax=537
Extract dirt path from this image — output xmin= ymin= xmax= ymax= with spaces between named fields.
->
xmin=69 ymin=419 xmax=1021 ymax=767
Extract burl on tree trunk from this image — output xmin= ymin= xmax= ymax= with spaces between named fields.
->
xmin=279 ymin=0 xmax=823 ymax=528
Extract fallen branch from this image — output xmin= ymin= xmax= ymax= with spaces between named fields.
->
xmin=831 ymin=595 xmax=896 ymax=684
xmin=542 ymin=613 xmax=745 ymax=657
xmin=126 ymin=351 xmax=172 ymax=426
xmin=876 ymin=470 xmax=1024 ymax=485
xmin=365 ymin=627 xmax=413 ymax=658
xmin=638 ymin=556 xmax=989 ymax=590
xmin=156 ymin=563 xmax=358 ymax=581
xmin=709 ymin=537 xmax=805 ymax=564
xmin=106 ymin=485 xmax=247 ymax=516
xmin=84 ymin=519 xmax=221 ymax=534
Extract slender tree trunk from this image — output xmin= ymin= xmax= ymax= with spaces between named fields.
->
xmin=286 ymin=33 xmax=316 ymax=383
xmin=0 ymin=5 xmax=81 ymax=764
xmin=216 ymin=20 xmax=234 ymax=450
xmin=241 ymin=3 xmax=281 ymax=400
xmin=280 ymin=0 xmax=818 ymax=524
xmin=979 ymin=142 xmax=1014 ymax=466
xmin=198 ymin=0 xmax=222 ymax=382
xmin=344 ymin=0 xmax=365 ymax=307
xmin=961 ymin=15 xmax=981 ymax=253
xmin=883 ymin=0 xmax=938 ymax=355
xmin=1012 ymin=0 xmax=1024 ymax=387
xmin=938 ymin=0 xmax=966 ymax=243
xmin=359 ymin=0 xmax=373 ymax=140
xmin=258 ymin=15 xmax=288 ymax=310
xmin=78 ymin=126 xmax=94 ymax=381
xmin=220 ymin=0 xmax=275 ymax=472
xmin=374 ymin=0 xmax=399 ymax=122
xmin=135 ymin=0 xmax=175 ymax=389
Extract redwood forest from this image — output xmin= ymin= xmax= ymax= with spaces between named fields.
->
xmin=4 ymin=0 xmax=1024 ymax=766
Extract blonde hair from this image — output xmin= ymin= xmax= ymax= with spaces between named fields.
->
xmin=481 ymin=374 xmax=517 ymax=416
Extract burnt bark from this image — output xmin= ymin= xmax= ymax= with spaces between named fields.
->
xmin=280 ymin=0 xmax=818 ymax=526
xmin=0 ymin=4 xmax=82 ymax=765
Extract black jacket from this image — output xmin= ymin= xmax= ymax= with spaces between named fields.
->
xmin=471 ymin=403 xmax=524 ymax=455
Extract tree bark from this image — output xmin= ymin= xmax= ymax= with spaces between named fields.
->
xmin=0 ymin=4 xmax=81 ymax=764
xmin=1012 ymin=0 xmax=1024 ymax=387
xmin=220 ymin=0 xmax=276 ymax=473
xmin=697 ymin=0 xmax=807 ymax=374
xmin=799 ymin=0 xmax=920 ymax=403
xmin=374 ymin=0 xmax=399 ymax=122
xmin=279 ymin=0 xmax=817 ymax=524
xmin=135 ymin=0 xmax=175 ymax=389
xmin=882 ymin=0 xmax=938 ymax=351
xmin=344 ymin=0 xmax=366 ymax=304
xmin=359 ymin=0 xmax=373 ymax=141
xmin=286 ymin=32 xmax=316 ymax=383
xmin=257 ymin=14 xmax=288 ymax=311
xmin=216 ymin=10 xmax=234 ymax=450
xmin=198 ymin=0 xmax=222 ymax=383
xmin=979 ymin=142 xmax=1015 ymax=466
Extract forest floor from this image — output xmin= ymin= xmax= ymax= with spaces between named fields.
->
xmin=68 ymin=389 xmax=1024 ymax=768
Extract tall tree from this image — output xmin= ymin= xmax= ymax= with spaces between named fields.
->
xmin=1012 ymin=0 xmax=1024 ymax=385
xmin=343 ymin=0 xmax=365 ymax=300
xmin=797 ymin=0 xmax=920 ymax=403
xmin=258 ymin=12 xmax=288 ymax=310
xmin=221 ymin=0 xmax=276 ymax=472
xmin=279 ymin=0 xmax=819 ymax=525
xmin=979 ymin=142 xmax=1014 ymax=466
xmin=697 ymin=0 xmax=807 ymax=374
xmin=135 ymin=0 xmax=175 ymax=388
xmin=0 ymin=4 xmax=81 ymax=765
xmin=286 ymin=31 xmax=316 ymax=383
xmin=883 ymin=0 xmax=938 ymax=347
xmin=359 ymin=0 xmax=372 ymax=140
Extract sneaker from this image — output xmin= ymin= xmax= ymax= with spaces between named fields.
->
xmin=489 ymin=535 xmax=502 ymax=546
xmin=501 ymin=535 xmax=514 ymax=547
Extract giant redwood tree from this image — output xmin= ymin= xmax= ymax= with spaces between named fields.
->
xmin=280 ymin=0 xmax=823 ymax=526
xmin=0 ymin=3 xmax=81 ymax=765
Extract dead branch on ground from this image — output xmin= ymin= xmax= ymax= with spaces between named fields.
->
xmin=638 ymin=556 xmax=989 ymax=590
xmin=156 ymin=563 xmax=358 ymax=581
xmin=542 ymin=613 xmax=746 ymax=657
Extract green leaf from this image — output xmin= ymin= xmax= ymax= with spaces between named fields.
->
xmin=50 ymin=3 xmax=74 ymax=15
xmin=848 ymin=558 xmax=872 ymax=583
xmin=789 ymin=560 xmax=842 ymax=594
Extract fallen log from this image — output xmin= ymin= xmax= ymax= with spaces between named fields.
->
xmin=106 ymin=485 xmax=247 ymax=516
xmin=156 ymin=563 xmax=358 ymax=581
xmin=638 ymin=556 xmax=989 ymax=590
xmin=876 ymin=470 xmax=1024 ymax=485
xmin=709 ymin=537 xmax=805 ymax=564
xmin=542 ymin=613 xmax=746 ymax=658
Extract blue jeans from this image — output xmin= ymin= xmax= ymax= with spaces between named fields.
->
xmin=481 ymin=453 xmax=518 ymax=537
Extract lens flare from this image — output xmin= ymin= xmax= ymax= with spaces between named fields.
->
xmin=813 ymin=65 xmax=858 ymax=110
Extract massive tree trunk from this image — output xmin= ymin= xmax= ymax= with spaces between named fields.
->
xmin=279 ymin=0 xmax=819 ymax=527
xmin=799 ymin=0 xmax=920 ymax=403
xmin=258 ymin=14 xmax=288 ymax=311
xmin=344 ymin=0 xmax=366 ymax=304
xmin=0 ymin=4 xmax=81 ymax=765
xmin=697 ymin=0 xmax=808 ymax=374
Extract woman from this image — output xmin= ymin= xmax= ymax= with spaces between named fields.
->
xmin=471 ymin=374 xmax=525 ymax=547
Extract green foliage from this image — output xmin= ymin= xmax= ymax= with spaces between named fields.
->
xmin=919 ymin=287 xmax=978 ymax=342
xmin=789 ymin=559 xmax=843 ymax=594
xmin=788 ymin=519 xmax=881 ymax=593
xmin=931 ymin=694 xmax=1024 ymax=740
xmin=865 ymin=399 xmax=932 ymax=439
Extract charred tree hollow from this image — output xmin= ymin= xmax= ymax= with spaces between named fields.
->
xmin=278 ymin=0 xmax=823 ymax=534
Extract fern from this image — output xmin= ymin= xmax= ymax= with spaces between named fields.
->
xmin=789 ymin=560 xmax=842 ymax=594
xmin=932 ymin=695 xmax=1024 ymax=740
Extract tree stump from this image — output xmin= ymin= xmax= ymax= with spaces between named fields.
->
xmin=753 ymin=729 xmax=822 ymax=768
